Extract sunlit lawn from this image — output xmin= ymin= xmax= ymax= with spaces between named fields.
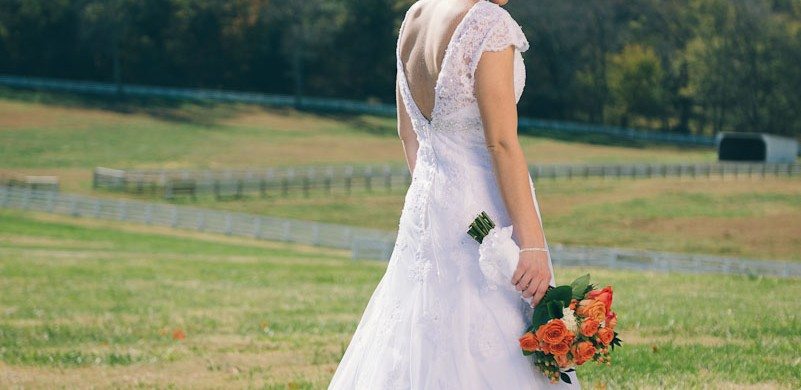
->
xmin=0 ymin=209 xmax=799 ymax=389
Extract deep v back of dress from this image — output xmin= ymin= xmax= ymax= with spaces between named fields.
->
xmin=328 ymin=1 xmax=579 ymax=388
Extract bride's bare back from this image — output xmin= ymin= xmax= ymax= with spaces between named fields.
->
xmin=398 ymin=0 xmax=479 ymax=122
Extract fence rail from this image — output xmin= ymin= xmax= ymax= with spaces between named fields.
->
xmin=93 ymin=162 xmax=801 ymax=199
xmin=1 ymin=74 xmax=717 ymax=146
xmin=2 ymin=185 xmax=799 ymax=278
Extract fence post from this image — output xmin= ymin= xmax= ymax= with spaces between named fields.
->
xmin=196 ymin=211 xmax=205 ymax=231
xmin=171 ymin=207 xmax=178 ymax=227
xmin=225 ymin=213 xmax=233 ymax=235
xmin=384 ymin=165 xmax=392 ymax=192
xmin=312 ymin=224 xmax=320 ymax=246
xmin=365 ymin=166 xmax=373 ymax=192
xmin=118 ymin=200 xmax=127 ymax=221
xmin=46 ymin=191 xmax=55 ymax=212
xmin=253 ymin=217 xmax=262 ymax=239
xmin=282 ymin=220 xmax=292 ymax=241
xmin=345 ymin=166 xmax=353 ymax=195
xmin=1 ymin=186 xmax=9 ymax=207
xmin=21 ymin=188 xmax=32 ymax=210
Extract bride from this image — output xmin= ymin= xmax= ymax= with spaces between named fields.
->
xmin=329 ymin=0 xmax=580 ymax=388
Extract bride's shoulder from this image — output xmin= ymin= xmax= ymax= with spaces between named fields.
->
xmin=471 ymin=1 xmax=518 ymax=24
xmin=465 ymin=2 xmax=529 ymax=53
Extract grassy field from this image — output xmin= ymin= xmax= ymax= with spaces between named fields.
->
xmin=123 ymin=177 xmax=801 ymax=263
xmin=2 ymin=88 xmax=799 ymax=263
xmin=0 ymin=208 xmax=799 ymax=389
xmin=0 ymin=87 xmax=716 ymax=193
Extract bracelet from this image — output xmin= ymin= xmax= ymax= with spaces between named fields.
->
xmin=519 ymin=247 xmax=548 ymax=253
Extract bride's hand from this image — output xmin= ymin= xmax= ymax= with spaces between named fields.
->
xmin=511 ymin=251 xmax=550 ymax=307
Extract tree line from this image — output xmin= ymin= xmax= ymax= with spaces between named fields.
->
xmin=1 ymin=0 xmax=799 ymax=138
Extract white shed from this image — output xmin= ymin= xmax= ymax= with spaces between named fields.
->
xmin=715 ymin=132 xmax=798 ymax=163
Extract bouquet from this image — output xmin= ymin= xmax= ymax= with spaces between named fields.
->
xmin=468 ymin=212 xmax=622 ymax=384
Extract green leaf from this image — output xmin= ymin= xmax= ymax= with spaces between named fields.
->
xmin=543 ymin=285 xmax=572 ymax=307
xmin=547 ymin=300 xmax=564 ymax=319
xmin=570 ymin=273 xmax=591 ymax=300
xmin=582 ymin=283 xmax=596 ymax=297
xmin=531 ymin=305 xmax=551 ymax=329
xmin=611 ymin=332 xmax=623 ymax=351
xmin=522 ymin=349 xmax=534 ymax=356
xmin=560 ymin=372 xmax=572 ymax=384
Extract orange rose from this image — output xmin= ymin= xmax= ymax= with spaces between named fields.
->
xmin=539 ymin=341 xmax=551 ymax=354
xmin=580 ymin=318 xmax=600 ymax=337
xmin=606 ymin=311 xmax=618 ymax=330
xmin=571 ymin=341 xmax=596 ymax=365
xmin=597 ymin=327 xmax=614 ymax=345
xmin=576 ymin=299 xmax=606 ymax=323
xmin=554 ymin=353 xmax=571 ymax=368
xmin=548 ymin=332 xmax=574 ymax=355
xmin=587 ymin=286 xmax=613 ymax=315
xmin=519 ymin=332 xmax=539 ymax=352
xmin=535 ymin=319 xmax=569 ymax=345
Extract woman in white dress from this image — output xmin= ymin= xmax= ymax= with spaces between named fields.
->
xmin=329 ymin=0 xmax=580 ymax=388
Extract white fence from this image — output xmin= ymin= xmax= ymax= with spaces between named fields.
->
xmin=1 ymin=74 xmax=717 ymax=146
xmin=93 ymin=161 xmax=801 ymax=199
xmin=0 ymin=185 xmax=394 ymax=254
xmin=2 ymin=185 xmax=799 ymax=278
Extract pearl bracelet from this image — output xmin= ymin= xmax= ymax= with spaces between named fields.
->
xmin=519 ymin=247 xmax=548 ymax=253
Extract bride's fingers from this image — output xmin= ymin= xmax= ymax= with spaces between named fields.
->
xmin=529 ymin=278 xmax=549 ymax=307
xmin=511 ymin=262 xmax=526 ymax=285
xmin=523 ymin=275 xmax=541 ymax=299
xmin=515 ymin=272 xmax=533 ymax=292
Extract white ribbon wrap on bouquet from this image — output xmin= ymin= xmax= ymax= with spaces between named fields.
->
xmin=477 ymin=225 xmax=534 ymax=305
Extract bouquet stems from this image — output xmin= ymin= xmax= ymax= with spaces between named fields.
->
xmin=467 ymin=211 xmax=496 ymax=243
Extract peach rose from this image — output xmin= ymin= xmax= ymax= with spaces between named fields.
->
xmin=597 ymin=327 xmax=614 ymax=346
xmin=554 ymin=353 xmax=571 ymax=368
xmin=580 ymin=318 xmax=600 ymax=337
xmin=519 ymin=332 xmax=539 ymax=352
xmin=568 ymin=299 xmax=578 ymax=311
xmin=606 ymin=311 xmax=617 ymax=330
xmin=576 ymin=299 xmax=606 ymax=323
xmin=535 ymin=319 xmax=569 ymax=345
xmin=588 ymin=286 xmax=613 ymax=315
xmin=571 ymin=341 xmax=596 ymax=365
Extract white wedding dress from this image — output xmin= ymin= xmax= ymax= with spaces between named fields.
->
xmin=329 ymin=1 xmax=580 ymax=388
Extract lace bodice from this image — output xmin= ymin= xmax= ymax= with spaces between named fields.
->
xmin=396 ymin=0 xmax=530 ymax=133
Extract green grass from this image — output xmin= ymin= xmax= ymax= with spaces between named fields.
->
xmin=0 ymin=209 xmax=799 ymax=388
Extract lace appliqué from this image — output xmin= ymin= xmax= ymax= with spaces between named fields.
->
xmin=433 ymin=1 xmax=530 ymax=125
xmin=408 ymin=254 xmax=432 ymax=283
xmin=468 ymin=310 xmax=505 ymax=358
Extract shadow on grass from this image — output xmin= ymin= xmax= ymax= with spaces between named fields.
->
xmin=0 ymin=86 xmax=250 ymax=126
xmin=0 ymin=86 xmax=711 ymax=151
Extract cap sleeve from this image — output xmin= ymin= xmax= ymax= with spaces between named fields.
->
xmin=482 ymin=8 xmax=529 ymax=53
xmin=468 ymin=5 xmax=530 ymax=75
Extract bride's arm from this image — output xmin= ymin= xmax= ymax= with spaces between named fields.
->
xmin=397 ymin=78 xmax=419 ymax=174
xmin=475 ymin=47 xmax=550 ymax=308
